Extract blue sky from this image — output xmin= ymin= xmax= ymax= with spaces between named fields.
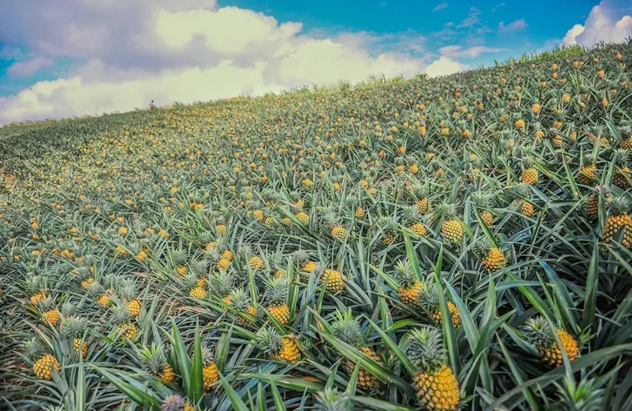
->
xmin=0 ymin=0 xmax=631 ymax=124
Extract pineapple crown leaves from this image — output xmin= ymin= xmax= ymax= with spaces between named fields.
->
xmin=209 ymin=270 xmax=235 ymax=297
xmin=169 ymin=249 xmax=188 ymax=265
xmin=138 ymin=343 xmax=167 ymax=374
xmin=512 ymin=183 xmax=533 ymax=200
xmin=395 ymin=259 xmax=418 ymax=288
xmin=200 ymin=345 xmax=215 ymax=366
xmin=331 ymin=309 xmax=363 ymax=347
xmin=120 ymin=282 xmax=137 ymax=301
xmin=314 ymin=388 xmax=352 ymax=411
xmin=417 ymin=281 xmax=441 ymax=312
xmin=61 ymin=315 xmax=89 ymax=336
xmin=292 ymin=249 xmax=310 ymax=263
xmin=436 ymin=202 xmax=458 ymax=220
xmin=23 ymin=337 xmax=45 ymax=360
xmin=38 ymin=295 xmax=56 ymax=311
xmin=607 ymin=196 xmax=631 ymax=216
xmin=405 ymin=327 xmax=445 ymax=373
xmin=257 ymin=326 xmax=282 ymax=355
xmin=110 ymin=302 xmax=132 ymax=325
xmin=613 ymin=148 xmax=630 ymax=165
xmin=161 ymin=394 xmax=187 ymax=411
xmin=470 ymin=191 xmax=491 ymax=209
xmin=472 ymin=237 xmax=497 ymax=258
xmin=523 ymin=317 xmax=557 ymax=348
xmin=229 ymin=288 xmax=252 ymax=310
xmin=86 ymin=280 xmax=105 ymax=296
xmin=24 ymin=275 xmax=43 ymax=293
xmin=264 ymin=277 xmax=289 ymax=305
xmin=60 ymin=302 xmax=76 ymax=317
xmin=182 ymin=272 xmax=200 ymax=289
xmin=191 ymin=259 xmax=209 ymax=276
xmin=403 ymin=205 xmax=422 ymax=224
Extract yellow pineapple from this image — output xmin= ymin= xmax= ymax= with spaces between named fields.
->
xmin=613 ymin=149 xmax=631 ymax=188
xmin=407 ymin=327 xmax=460 ymax=411
xmin=112 ymin=303 xmax=138 ymax=342
xmin=201 ymin=346 xmax=219 ymax=390
xmin=265 ymin=277 xmax=290 ymax=325
xmin=121 ymin=283 xmax=142 ymax=318
xmin=33 ymin=354 xmax=61 ymax=381
xmin=332 ymin=310 xmax=383 ymax=390
xmin=439 ymin=203 xmax=463 ymax=244
xmin=520 ymin=159 xmax=539 ymax=185
xmin=355 ymin=206 xmax=365 ymax=218
xmin=39 ymin=296 xmax=60 ymax=326
xmin=525 ymin=317 xmax=579 ymax=366
xmin=319 ymin=267 xmax=347 ymax=293
xmin=474 ymin=238 xmax=507 ymax=272
xmin=577 ymin=161 xmax=598 ymax=185
xmin=259 ymin=326 xmax=301 ymax=363
xmin=249 ymin=256 xmax=264 ymax=270
xmin=420 ymin=282 xmax=461 ymax=328
xmin=586 ymin=185 xmax=610 ymax=220
xmin=395 ymin=259 xmax=423 ymax=308
xmin=601 ymin=196 xmax=632 ymax=248
xmin=61 ymin=315 xmax=90 ymax=358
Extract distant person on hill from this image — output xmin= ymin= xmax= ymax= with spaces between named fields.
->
xmin=150 ymin=100 xmax=155 ymax=111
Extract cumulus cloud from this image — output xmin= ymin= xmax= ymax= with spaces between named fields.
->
xmin=563 ymin=0 xmax=632 ymax=46
xmin=6 ymin=57 xmax=54 ymax=77
xmin=498 ymin=19 xmax=527 ymax=32
xmin=439 ymin=45 xmax=506 ymax=58
xmin=434 ymin=3 xmax=448 ymax=12
xmin=425 ymin=56 xmax=470 ymax=78
xmin=0 ymin=0 xmax=453 ymax=124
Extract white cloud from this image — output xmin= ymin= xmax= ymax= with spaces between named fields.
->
xmin=457 ymin=7 xmax=481 ymax=28
xmin=498 ymin=19 xmax=527 ymax=32
xmin=563 ymin=0 xmax=632 ymax=46
xmin=0 ymin=0 xmax=437 ymax=124
xmin=424 ymin=56 xmax=469 ymax=78
xmin=6 ymin=57 xmax=54 ymax=77
xmin=434 ymin=3 xmax=448 ymax=12
xmin=439 ymin=45 xmax=506 ymax=58
xmin=491 ymin=3 xmax=505 ymax=12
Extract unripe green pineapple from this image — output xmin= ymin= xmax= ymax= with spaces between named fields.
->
xmin=524 ymin=317 xmax=579 ymax=367
xmin=406 ymin=327 xmax=460 ymax=411
xmin=331 ymin=309 xmax=383 ymax=391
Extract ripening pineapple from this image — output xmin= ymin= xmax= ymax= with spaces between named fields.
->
xmin=586 ymin=185 xmax=611 ymax=220
xmin=331 ymin=310 xmax=383 ymax=390
xmin=121 ymin=283 xmax=142 ymax=318
xmin=229 ymin=288 xmax=257 ymax=326
xmin=613 ymin=149 xmax=631 ymax=188
xmin=419 ymin=282 xmax=461 ymax=328
xmin=201 ymin=346 xmax=219 ymax=390
xmin=295 ymin=210 xmax=310 ymax=225
xmin=404 ymin=205 xmax=426 ymax=236
xmin=413 ymin=184 xmax=431 ymax=215
xmin=395 ymin=259 xmax=422 ymax=308
xmin=317 ymin=265 xmax=347 ymax=293
xmin=249 ymin=256 xmax=264 ymax=270
xmin=112 ymin=303 xmax=138 ymax=342
xmin=474 ymin=238 xmax=507 ymax=272
xmin=520 ymin=159 xmax=539 ymax=185
xmin=577 ymin=161 xmax=598 ymax=185
xmin=601 ymin=196 xmax=632 ymax=248
xmin=25 ymin=338 xmax=61 ymax=381
xmin=171 ymin=249 xmax=188 ymax=276
xmin=323 ymin=209 xmax=347 ymax=241
xmin=259 ymin=326 xmax=301 ymax=363
xmin=139 ymin=343 xmax=175 ymax=383
xmin=61 ymin=315 xmax=90 ymax=358
xmin=354 ymin=206 xmax=365 ymax=218
xmin=471 ymin=191 xmax=495 ymax=226
xmin=619 ymin=126 xmax=632 ymax=150
xmin=39 ymin=296 xmax=60 ymax=326
xmin=524 ymin=317 xmax=579 ymax=367
xmin=439 ymin=203 xmax=463 ymax=244
xmin=265 ymin=277 xmax=290 ymax=325
xmin=209 ymin=270 xmax=235 ymax=303
xmin=513 ymin=183 xmax=535 ymax=218
xmin=406 ymin=327 xmax=460 ymax=411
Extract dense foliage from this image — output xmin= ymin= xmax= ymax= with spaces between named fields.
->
xmin=1 ymin=41 xmax=632 ymax=411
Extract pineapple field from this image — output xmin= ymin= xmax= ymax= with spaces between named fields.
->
xmin=1 ymin=41 xmax=632 ymax=411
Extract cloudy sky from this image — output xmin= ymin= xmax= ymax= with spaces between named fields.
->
xmin=0 ymin=0 xmax=631 ymax=125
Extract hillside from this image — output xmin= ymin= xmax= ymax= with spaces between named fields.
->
xmin=1 ymin=41 xmax=632 ymax=411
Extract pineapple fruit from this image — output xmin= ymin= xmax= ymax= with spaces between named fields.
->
xmin=601 ymin=196 xmax=632 ymax=248
xmin=406 ymin=327 xmax=460 ymax=411
xmin=395 ymin=259 xmax=423 ymax=308
xmin=259 ymin=326 xmax=301 ymax=363
xmin=139 ymin=343 xmax=175 ymax=383
xmin=264 ymin=277 xmax=290 ymax=325
xmin=524 ymin=317 xmax=578 ymax=366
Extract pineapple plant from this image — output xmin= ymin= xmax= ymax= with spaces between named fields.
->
xmin=171 ymin=249 xmax=188 ymax=276
xmin=404 ymin=205 xmax=426 ymax=236
xmin=601 ymin=196 xmax=632 ymax=248
xmin=210 ymin=270 xmax=235 ymax=304
xmin=471 ymin=191 xmax=494 ymax=226
xmin=314 ymin=388 xmax=352 ymax=411
xmin=524 ymin=317 xmax=579 ymax=366
xmin=258 ymin=326 xmax=301 ymax=363
xmin=185 ymin=271 xmax=207 ymax=298
xmin=586 ymin=185 xmax=611 ymax=220
xmin=395 ymin=259 xmax=423 ymax=308
xmin=577 ymin=158 xmax=598 ymax=186
xmin=61 ymin=315 xmax=90 ymax=358
xmin=331 ymin=309 xmax=383 ymax=391
xmin=513 ymin=183 xmax=535 ymax=218
xmin=201 ymin=346 xmax=219 ymax=390
xmin=406 ymin=327 xmax=460 ymax=411
xmin=138 ymin=343 xmax=175 ymax=383
xmin=25 ymin=338 xmax=61 ymax=381
xmin=520 ymin=158 xmax=539 ymax=185
xmin=264 ymin=277 xmax=290 ymax=325
xmin=413 ymin=184 xmax=431 ymax=215
xmin=418 ymin=281 xmax=461 ymax=328
xmin=323 ymin=208 xmax=347 ymax=241
xmin=112 ymin=303 xmax=138 ymax=342
xmin=228 ymin=288 xmax=257 ymax=326
xmin=121 ymin=281 xmax=142 ymax=318
xmin=316 ymin=265 xmax=347 ymax=293
xmin=473 ymin=238 xmax=507 ymax=272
